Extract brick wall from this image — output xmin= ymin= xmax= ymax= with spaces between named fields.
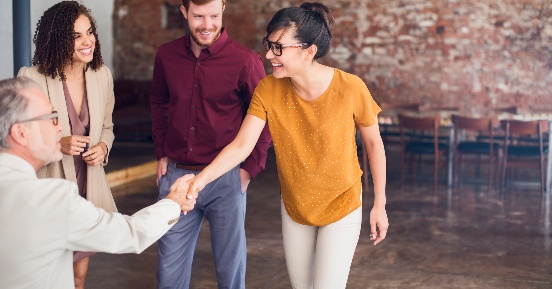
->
xmin=113 ymin=0 xmax=552 ymax=111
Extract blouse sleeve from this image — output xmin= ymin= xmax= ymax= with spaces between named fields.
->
xmin=352 ymin=76 xmax=381 ymax=127
xmin=246 ymin=78 xmax=269 ymax=122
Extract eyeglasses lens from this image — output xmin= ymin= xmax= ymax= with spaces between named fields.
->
xmin=263 ymin=38 xmax=269 ymax=52
xmin=263 ymin=38 xmax=282 ymax=56
xmin=273 ymin=43 xmax=282 ymax=56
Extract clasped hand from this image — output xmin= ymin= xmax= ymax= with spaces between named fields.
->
xmin=166 ymin=173 xmax=211 ymax=216
xmin=60 ymin=135 xmax=106 ymax=166
xmin=167 ymin=174 xmax=199 ymax=213
xmin=170 ymin=169 xmax=249 ymax=202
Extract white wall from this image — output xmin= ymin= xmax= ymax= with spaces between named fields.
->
xmin=0 ymin=1 xmax=13 ymax=79
xmin=0 ymin=0 xmax=114 ymax=79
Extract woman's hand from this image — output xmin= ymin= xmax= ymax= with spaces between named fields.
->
xmin=60 ymin=135 xmax=90 ymax=155
xmin=183 ymin=174 xmax=207 ymax=201
xmin=82 ymin=142 xmax=108 ymax=166
xmin=369 ymin=206 xmax=389 ymax=245
xmin=167 ymin=174 xmax=197 ymax=214
xmin=167 ymin=174 xmax=205 ymax=215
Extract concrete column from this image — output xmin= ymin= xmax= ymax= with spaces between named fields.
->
xmin=13 ymin=0 xmax=31 ymax=76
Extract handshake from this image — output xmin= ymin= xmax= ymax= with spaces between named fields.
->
xmin=165 ymin=174 xmax=207 ymax=214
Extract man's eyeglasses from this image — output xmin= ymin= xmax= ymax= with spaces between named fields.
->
xmin=17 ymin=111 xmax=59 ymax=126
xmin=262 ymin=37 xmax=308 ymax=56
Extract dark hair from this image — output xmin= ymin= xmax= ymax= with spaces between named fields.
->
xmin=266 ymin=2 xmax=334 ymax=60
xmin=181 ymin=0 xmax=226 ymax=11
xmin=32 ymin=1 xmax=103 ymax=80
xmin=0 ymin=77 xmax=37 ymax=150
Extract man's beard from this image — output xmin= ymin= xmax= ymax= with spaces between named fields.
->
xmin=190 ymin=28 xmax=221 ymax=48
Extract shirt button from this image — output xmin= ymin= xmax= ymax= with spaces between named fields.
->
xmin=190 ymin=127 xmax=195 ymax=131
xmin=189 ymin=148 xmax=193 ymax=152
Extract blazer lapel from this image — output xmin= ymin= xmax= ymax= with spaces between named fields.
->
xmin=85 ymin=68 xmax=102 ymax=144
xmin=45 ymin=76 xmax=71 ymax=138
xmin=45 ymin=75 xmax=77 ymax=182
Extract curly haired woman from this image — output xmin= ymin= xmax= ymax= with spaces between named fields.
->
xmin=18 ymin=1 xmax=117 ymax=288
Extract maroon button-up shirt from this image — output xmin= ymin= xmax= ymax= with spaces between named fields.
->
xmin=150 ymin=28 xmax=271 ymax=178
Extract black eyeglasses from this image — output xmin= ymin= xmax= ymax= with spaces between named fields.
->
xmin=17 ymin=111 xmax=59 ymax=126
xmin=262 ymin=37 xmax=308 ymax=56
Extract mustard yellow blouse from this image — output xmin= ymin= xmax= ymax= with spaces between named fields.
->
xmin=247 ymin=68 xmax=381 ymax=226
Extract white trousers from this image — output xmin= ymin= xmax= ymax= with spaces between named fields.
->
xmin=281 ymin=201 xmax=362 ymax=289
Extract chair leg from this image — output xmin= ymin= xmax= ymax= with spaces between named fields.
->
xmin=400 ymin=151 xmax=405 ymax=190
xmin=487 ymin=155 xmax=493 ymax=193
xmin=458 ymin=156 xmax=463 ymax=184
xmin=433 ymin=155 xmax=438 ymax=191
xmin=453 ymin=153 xmax=459 ymax=187
xmin=541 ymin=157 xmax=545 ymax=195
xmin=494 ymin=151 xmax=500 ymax=187
xmin=501 ymin=156 xmax=508 ymax=193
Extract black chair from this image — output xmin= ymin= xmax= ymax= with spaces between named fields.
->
xmin=399 ymin=114 xmax=448 ymax=191
xmin=379 ymin=103 xmax=421 ymax=145
xmin=451 ymin=115 xmax=500 ymax=192
xmin=500 ymin=119 xmax=548 ymax=194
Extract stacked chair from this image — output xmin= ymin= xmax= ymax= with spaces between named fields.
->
xmin=451 ymin=115 xmax=500 ymax=192
xmin=500 ymin=119 xmax=548 ymax=195
xmin=398 ymin=114 xmax=448 ymax=191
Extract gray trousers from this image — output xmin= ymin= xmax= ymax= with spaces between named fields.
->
xmin=157 ymin=163 xmax=246 ymax=289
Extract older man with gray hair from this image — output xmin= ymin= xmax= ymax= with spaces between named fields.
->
xmin=0 ymin=76 xmax=196 ymax=289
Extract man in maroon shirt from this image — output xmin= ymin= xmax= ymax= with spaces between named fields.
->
xmin=149 ymin=0 xmax=271 ymax=288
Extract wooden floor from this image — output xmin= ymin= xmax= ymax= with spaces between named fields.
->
xmin=86 ymin=144 xmax=552 ymax=289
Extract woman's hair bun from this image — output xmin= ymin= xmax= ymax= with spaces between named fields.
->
xmin=299 ymin=2 xmax=334 ymax=30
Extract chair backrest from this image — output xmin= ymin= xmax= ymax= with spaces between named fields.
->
xmin=452 ymin=115 xmax=494 ymax=132
xmin=500 ymin=119 xmax=545 ymax=148
xmin=398 ymin=113 xmax=444 ymax=191
xmin=398 ymin=114 xmax=442 ymax=148
xmin=500 ymin=119 xmax=544 ymax=137
xmin=499 ymin=119 xmax=547 ymax=194
xmin=452 ymin=115 xmax=495 ymax=144
xmin=451 ymin=115 xmax=497 ymax=191
xmin=398 ymin=114 xmax=440 ymax=131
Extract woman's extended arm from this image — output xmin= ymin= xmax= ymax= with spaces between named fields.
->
xmin=170 ymin=114 xmax=267 ymax=199
xmin=358 ymin=118 xmax=389 ymax=245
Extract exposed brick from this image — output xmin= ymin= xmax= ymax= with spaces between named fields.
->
xmin=113 ymin=0 xmax=552 ymax=111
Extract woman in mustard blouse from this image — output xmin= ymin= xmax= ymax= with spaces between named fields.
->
xmin=181 ymin=2 xmax=388 ymax=288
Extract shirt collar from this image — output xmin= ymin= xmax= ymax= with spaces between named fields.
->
xmin=0 ymin=153 xmax=37 ymax=176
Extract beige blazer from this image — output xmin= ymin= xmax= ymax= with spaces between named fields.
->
xmin=18 ymin=66 xmax=117 ymax=212
xmin=0 ymin=153 xmax=180 ymax=289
